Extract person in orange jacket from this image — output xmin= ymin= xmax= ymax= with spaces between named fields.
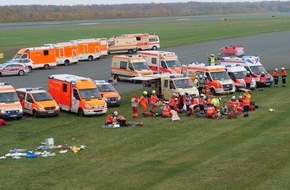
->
xmin=206 ymin=104 xmax=216 ymax=119
xmin=131 ymin=94 xmax=139 ymax=118
xmin=244 ymin=71 xmax=252 ymax=90
xmin=273 ymin=68 xmax=279 ymax=87
xmin=105 ymin=111 xmax=118 ymax=125
xmin=139 ymin=91 xmax=148 ymax=113
xmin=149 ymin=90 xmax=159 ymax=112
xmin=281 ymin=67 xmax=287 ymax=87
xmin=243 ymin=91 xmax=251 ymax=117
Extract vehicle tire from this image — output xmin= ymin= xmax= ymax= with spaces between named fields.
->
xmin=78 ymin=108 xmax=85 ymax=117
xmin=28 ymin=66 xmax=32 ymax=72
xmin=18 ymin=70 xmax=25 ymax=76
xmin=128 ymin=49 xmax=134 ymax=54
xmin=33 ymin=110 xmax=39 ymax=118
xmin=88 ymin=55 xmax=94 ymax=61
xmin=64 ymin=60 xmax=70 ymax=66
xmin=44 ymin=64 xmax=49 ymax=70
xmin=152 ymin=46 xmax=157 ymax=50
xmin=114 ymin=74 xmax=120 ymax=82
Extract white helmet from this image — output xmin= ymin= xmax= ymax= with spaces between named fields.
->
xmin=199 ymin=75 xmax=203 ymax=78
xmin=281 ymin=67 xmax=285 ymax=70
xmin=113 ymin=111 xmax=118 ymax=116
xmin=232 ymin=96 xmax=236 ymax=100
xmin=275 ymin=68 xmax=278 ymax=71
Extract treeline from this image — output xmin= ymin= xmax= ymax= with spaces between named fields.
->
xmin=1 ymin=1 xmax=290 ymax=23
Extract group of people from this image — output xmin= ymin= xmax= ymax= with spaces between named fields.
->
xmin=272 ymin=67 xmax=287 ymax=87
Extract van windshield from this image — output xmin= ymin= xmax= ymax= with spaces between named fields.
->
xmin=166 ymin=60 xmax=181 ymax=68
xmin=96 ymin=84 xmax=116 ymax=92
xmin=232 ymin=71 xmax=247 ymax=79
xmin=210 ymin=71 xmax=230 ymax=81
xmin=173 ymin=78 xmax=195 ymax=89
xmin=0 ymin=92 xmax=19 ymax=103
xmin=79 ymin=88 xmax=102 ymax=99
xmin=250 ymin=65 xmax=267 ymax=75
xmin=132 ymin=62 xmax=150 ymax=71
xmin=32 ymin=92 xmax=53 ymax=101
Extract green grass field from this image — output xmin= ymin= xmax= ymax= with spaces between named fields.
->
xmin=1 ymin=16 xmax=290 ymax=189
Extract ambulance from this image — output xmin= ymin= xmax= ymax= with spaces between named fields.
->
xmin=108 ymin=35 xmax=137 ymax=54
xmin=13 ymin=46 xmax=57 ymax=70
xmin=16 ymin=87 xmax=60 ymax=117
xmin=225 ymin=66 xmax=256 ymax=90
xmin=71 ymin=38 xmax=108 ymax=61
xmin=132 ymin=74 xmax=199 ymax=100
xmin=48 ymin=74 xmax=107 ymax=116
xmin=120 ymin=33 xmax=160 ymax=50
xmin=137 ymin=51 xmax=182 ymax=74
xmin=220 ymin=45 xmax=245 ymax=57
xmin=93 ymin=80 xmax=121 ymax=107
xmin=220 ymin=56 xmax=273 ymax=86
xmin=0 ymin=82 xmax=23 ymax=120
xmin=111 ymin=55 xmax=153 ymax=82
xmin=181 ymin=63 xmax=236 ymax=94
xmin=43 ymin=42 xmax=78 ymax=65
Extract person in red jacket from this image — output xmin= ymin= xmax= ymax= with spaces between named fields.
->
xmin=105 ymin=111 xmax=118 ymax=125
xmin=273 ymin=68 xmax=279 ymax=87
xmin=206 ymin=104 xmax=216 ymax=119
xmin=131 ymin=94 xmax=139 ymax=118
xmin=0 ymin=118 xmax=10 ymax=127
xmin=281 ymin=67 xmax=287 ymax=87
xmin=259 ymin=72 xmax=266 ymax=91
xmin=161 ymin=102 xmax=171 ymax=118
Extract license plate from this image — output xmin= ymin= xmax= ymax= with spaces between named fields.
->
xmin=110 ymin=101 xmax=116 ymax=104
xmin=48 ymin=111 xmax=54 ymax=114
xmin=10 ymin=115 xmax=17 ymax=117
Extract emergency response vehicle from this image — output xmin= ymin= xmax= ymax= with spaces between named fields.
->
xmin=220 ymin=56 xmax=273 ymax=86
xmin=108 ymin=36 xmax=137 ymax=54
xmin=181 ymin=63 xmax=236 ymax=94
xmin=132 ymin=74 xmax=199 ymax=100
xmin=220 ymin=45 xmax=245 ymax=57
xmin=120 ymin=33 xmax=160 ymax=50
xmin=137 ymin=51 xmax=182 ymax=74
xmin=71 ymin=38 xmax=108 ymax=61
xmin=43 ymin=42 xmax=78 ymax=65
xmin=13 ymin=46 xmax=57 ymax=69
xmin=0 ymin=82 xmax=23 ymax=120
xmin=94 ymin=80 xmax=121 ymax=106
xmin=16 ymin=87 xmax=60 ymax=117
xmin=225 ymin=66 xmax=256 ymax=90
xmin=111 ymin=55 xmax=153 ymax=82
xmin=48 ymin=74 xmax=107 ymax=116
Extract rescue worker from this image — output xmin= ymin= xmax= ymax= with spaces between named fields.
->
xmin=243 ymin=91 xmax=251 ymax=117
xmin=105 ymin=111 xmax=118 ymax=125
xmin=177 ymin=92 xmax=185 ymax=111
xmin=0 ymin=118 xmax=10 ymax=127
xmin=149 ymin=90 xmax=159 ymax=112
xmin=206 ymin=104 xmax=216 ymax=119
xmin=210 ymin=97 xmax=221 ymax=111
xmin=281 ymin=67 xmax=287 ymax=87
xmin=273 ymin=68 xmax=279 ymax=87
xmin=198 ymin=75 xmax=204 ymax=94
xmin=117 ymin=115 xmax=127 ymax=127
xmin=131 ymin=94 xmax=139 ymax=118
xmin=161 ymin=102 xmax=171 ymax=118
xmin=199 ymin=94 xmax=206 ymax=114
xmin=259 ymin=72 xmax=266 ymax=91
xmin=184 ymin=92 xmax=192 ymax=112
xmin=204 ymin=77 xmax=211 ymax=96
xmin=244 ymin=71 xmax=252 ymax=90
xmin=208 ymin=54 xmax=216 ymax=65
xmin=228 ymin=96 xmax=239 ymax=112
xmin=139 ymin=91 xmax=148 ymax=113
xmin=169 ymin=94 xmax=178 ymax=110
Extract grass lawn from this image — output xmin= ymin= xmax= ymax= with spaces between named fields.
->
xmin=0 ymin=15 xmax=290 ymax=189
xmin=0 ymin=84 xmax=290 ymax=189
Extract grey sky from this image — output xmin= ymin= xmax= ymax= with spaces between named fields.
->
xmin=0 ymin=0 xmax=281 ymax=6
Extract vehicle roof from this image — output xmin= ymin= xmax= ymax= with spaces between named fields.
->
xmin=225 ymin=66 xmax=247 ymax=72
xmin=16 ymin=87 xmax=46 ymax=93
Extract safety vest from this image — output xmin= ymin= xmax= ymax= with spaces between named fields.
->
xmin=199 ymin=98 xmax=205 ymax=105
xmin=273 ymin=71 xmax=279 ymax=77
xmin=150 ymin=95 xmax=159 ymax=104
xmin=245 ymin=75 xmax=252 ymax=83
xmin=106 ymin=114 xmax=115 ymax=123
xmin=282 ymin=70 xmax=287 ymax=77
xmin=139 ymin=95 xmax=148 ymax=105
xmin=194 ymin=78 xmax=199 ymax=87
xmin=162 ymin=105 xmax=171 ymax=117
xmin=117 ymin=115 xmax=126 ymax=121
xmin=259 ymin=75 xmax=266 ymax=83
